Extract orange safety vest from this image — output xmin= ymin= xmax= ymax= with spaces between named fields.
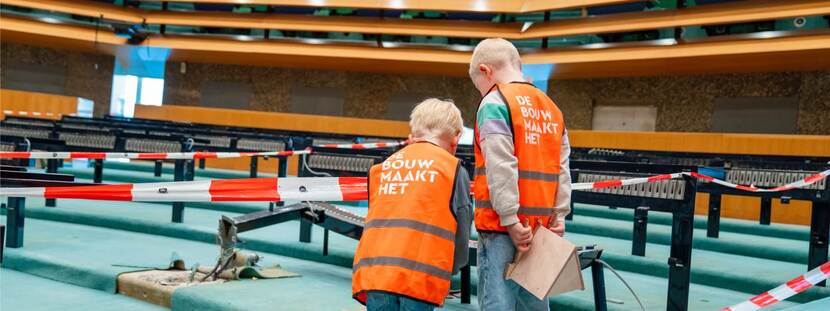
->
xmin=352 ymin=142 xmax=460 ymax=306
xmin=473 ymin=82 xmax=564 ymax=232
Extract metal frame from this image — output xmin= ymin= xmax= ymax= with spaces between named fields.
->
xmin=0 ymin=224 xmax=5 ymax=263
xmin=1 ymin=165 xmax=95 ymax=248
xmin=572 ymin=168 xmax=697 ymax=311
xmin=699 ymin=168 xmax=827 ymax=236
xmin=295 ymin=145 xmax=391 ymax=244
xmin=697 ymin=171 xmax=829 ymax=285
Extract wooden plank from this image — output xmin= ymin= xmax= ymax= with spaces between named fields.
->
xmin=117 ymin=270 xmax=220 ymax=308
xmin=693 ymin=193 xmax=812 ymax=226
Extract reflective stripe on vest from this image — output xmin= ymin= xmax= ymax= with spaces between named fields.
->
xmin=474 ymin=200 xmax=555 ymax=216
xmin=353 ymin=142 xmax=459 ymax=306
xmin=475 ymin=167 xmax=559 ymax=182
xmin=473 ymin=82 xmax=564 ymax=233
xmin=364 ymin=219 xmax=455 ymax=241
xmin=354 ymin=256 xmax=453 ymax=281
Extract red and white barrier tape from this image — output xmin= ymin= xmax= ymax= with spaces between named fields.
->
xmin=1 ymin=169 xmax=827 ymax=202
xmin=0 ymin=148 xmax=311 ymax=160
xmin=313 ymin=141 xmax=406 ymax=149
xmin=688 ymin=170 xmax=829 ymax=192
xmin=572 ymin=173 xmax=683 ymax=190
xmin=0 ymin=177 xmax=367 ymax=202
xmin=723 ymin=262 xmax=830 ymax=311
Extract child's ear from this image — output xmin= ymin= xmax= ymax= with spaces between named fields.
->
xmin=478 ymin=64 xmax=490 ymax=76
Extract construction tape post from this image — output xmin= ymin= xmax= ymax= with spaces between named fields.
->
xmin=1 ymin=169 xmax=827 ymax=202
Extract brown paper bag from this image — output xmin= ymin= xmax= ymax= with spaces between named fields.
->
xmin=505 ymin=225 xmax=585 ymax=300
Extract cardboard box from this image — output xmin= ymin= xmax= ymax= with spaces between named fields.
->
xmin=505 ymin=225 xmax=585 ymax=300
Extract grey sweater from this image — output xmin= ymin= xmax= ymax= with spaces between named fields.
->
xmin=450 ymin=166 xmax=472 ymax=274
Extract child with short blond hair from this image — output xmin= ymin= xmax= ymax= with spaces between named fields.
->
xmin=470 ymin=38 xmax=572 ymax=311
xmin=352 ymin=98 xmax=472 ymax=311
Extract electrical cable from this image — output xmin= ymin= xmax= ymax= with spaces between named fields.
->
xmin=301 ymin=155 xmax=333 ymax=177
xmin=596 ymin=259 xmax=646 ymax=311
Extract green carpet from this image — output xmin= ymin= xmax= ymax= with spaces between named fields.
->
xmin=0 ymin=216 xmax=364 ymax=310
xmin=781 ymin=296 xmax=830 ymax=311
xmin=0 ymin=268 xmax=165 ymax=311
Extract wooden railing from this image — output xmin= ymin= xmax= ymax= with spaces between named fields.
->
xmin=135 ymin=104 xmax=410 ymax=138
xmin=0 ymin=89 xmax=79 ymax=120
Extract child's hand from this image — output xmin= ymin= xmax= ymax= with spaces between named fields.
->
xmin=549 ymin=221 xmax=565 ymax=237
xmin=508 ymin=222 xmax=532 ymax=252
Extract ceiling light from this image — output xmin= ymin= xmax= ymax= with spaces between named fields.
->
xmin=473 ymin=0 xmax=489 ymax=12
xmin=389 ymin=0 xmax=406 ymax=9
xmin=39 ymin=17 xmax=62 ymax=24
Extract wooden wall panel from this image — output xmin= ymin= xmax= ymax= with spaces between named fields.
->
xmin=0 ymin=89 xmax=78 ymax=120
xmin=694 ymin=193 xmax=812 ymax=226
xmin=135 ymin=104 xmax=410 ymax=138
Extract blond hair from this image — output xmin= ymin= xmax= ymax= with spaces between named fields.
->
xmin=409 ymin=98 xmax=463 ymax=140
xmin=468 ymin=38 xmax=521 ymax=79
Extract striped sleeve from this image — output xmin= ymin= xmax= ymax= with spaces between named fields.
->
xmin=476 ymin=91 xmax=512 ymax=144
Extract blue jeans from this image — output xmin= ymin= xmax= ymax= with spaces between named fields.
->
xmin=478 ymin=232 xmax=550 ymax=311
xmin=366 ymin=292 xmax=435 ymax=311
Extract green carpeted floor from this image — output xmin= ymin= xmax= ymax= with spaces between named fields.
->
xmin=0 ymin=268 xmax=165 ymax=311
xmin=781 ymin=296 xmax=830 ymax=311
xmin=0 ymin=216 xmax=475 ymax=310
